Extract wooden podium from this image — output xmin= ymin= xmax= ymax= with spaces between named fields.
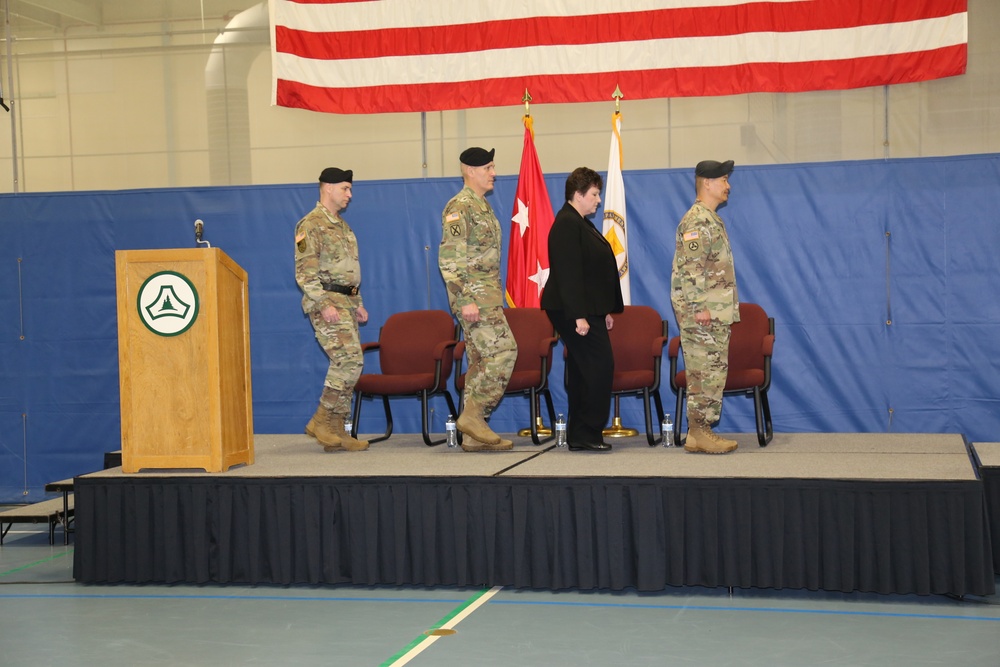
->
xmin=116 ymin=248 xmax=254 ymax=473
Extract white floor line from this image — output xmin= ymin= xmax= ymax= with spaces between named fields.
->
xmin=388 ymin=585 xmax=504 ymax=666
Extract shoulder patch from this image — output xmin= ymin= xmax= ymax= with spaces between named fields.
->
xmin=295 ymin=232 xmax=306 ymax=243
xmin=446 ymin=213 xmax=460 ymax=223
xmin=683 ymin=231 xmax=700 ymax=241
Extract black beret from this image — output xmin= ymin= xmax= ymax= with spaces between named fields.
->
xmin=319 ymin=167 xmax=353 ymax=184
xmin=460 ymin=147 xmax=495 ymax=167
xmin=695 ymin=160 xmax=734 ymax=179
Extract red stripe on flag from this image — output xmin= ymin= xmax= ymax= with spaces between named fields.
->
xmin=276 ymin=46 xmax=967 ymax=115
xmin=275 ymin=1 xmax=965 ymax=60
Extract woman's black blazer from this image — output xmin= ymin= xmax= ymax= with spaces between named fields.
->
xmin=541 ymin=202 xmax=624 ymax=319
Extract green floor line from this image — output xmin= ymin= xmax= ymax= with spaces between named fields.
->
xmin=0 ymin=550 xmax=72 ymax=578
xmin=381 ymin=586 xmax=497 ymax=666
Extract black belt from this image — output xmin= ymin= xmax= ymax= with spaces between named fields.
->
xmin=321 ymin=282 xmax=359 ymax=296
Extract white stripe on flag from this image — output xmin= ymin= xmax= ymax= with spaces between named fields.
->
xmin=276 ymin=0 xmax=807 ymax=32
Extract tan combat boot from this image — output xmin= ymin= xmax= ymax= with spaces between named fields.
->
xmin=456 ymin=400 xmax=502 ymax=445
xmin=304 ymin=405 xmax=325 ymax=439
xmin=311 ymin=407 xmax=343 ymax=451
xmin=708 ymin=429 xmax=738 ymax=451
xmin=684 ymin=421 xmax=737 ymax=455
xmin=460 ymin=434 xmax=513 ymax=452
xmin=330 ymin=416 xmax=369 ymax=451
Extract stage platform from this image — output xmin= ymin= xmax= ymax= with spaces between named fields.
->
xmin=72 ymin=431 xmax=996 ymax=596
xmin=974 ymin=441 xmax=1000 ymax=575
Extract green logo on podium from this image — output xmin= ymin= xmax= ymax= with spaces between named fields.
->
xmin=137 ymin=271 xmax=200 ymax=336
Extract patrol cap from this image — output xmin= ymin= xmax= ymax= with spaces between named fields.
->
xmin=319 ymin=167 xmax=353 ymax=184
xmin=460 ymin=147 xmax=495 ymax=167
xmin=695 ymin=160 xmax=734 ymax=179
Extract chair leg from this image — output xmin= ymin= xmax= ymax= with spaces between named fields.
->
xmin=350 ymin=391 xmax=361 ymax=438
xmin=542 ymin=390 xmax=557 ymax=428
xmin=760 ymin=389 xmax=773 ymax=446
xmin=673 ymin=389 xmax=685 ymax=447
xmin=749 ymin=387 xmax=766 ymax=447
xmin=420 ymin=390 xmax=446 ymax=446
xmin=539 ymin=389 xmax=557 ymax=445
xmin=443 ymin=390 xmax=458 ymax=422
xmin=452 ymin=389 xmax=464 ymax=447
xmin=528 ymin=389 xmax=540 ymax=444
xmin=351 ymin=391 xmax=362 ymax=430
xmin=650 ymin=389 xmax=665 ymax=447
xmin=642 ymin=388 xmax=656 ymax=447
xmin=527 ymin=389 xmax=555 ymax=445
xmin=604 ymin=395 xmax=639 ymax=437
xmin=749 ymin=387 xmax=773 ymax=447
xmin=355 ymin=393 xmax=393 ymax=444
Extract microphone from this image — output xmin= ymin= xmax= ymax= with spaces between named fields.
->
xmin=194 ymin=219 xmax=210 ymax=247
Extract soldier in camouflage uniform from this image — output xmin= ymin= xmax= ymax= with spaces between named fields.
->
xmin=438 ymin=147 xmax=517 ymax=452
xmin=671 ymin=159 xmax=740 ymax=455
xmin=295 ymin=167 xmax=369 ymax=452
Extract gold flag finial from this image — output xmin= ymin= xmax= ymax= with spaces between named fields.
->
xmin=523 ymin=88 xmax=532 ymax=116
xmin=612 ymin=85 xmax=623 ymax=113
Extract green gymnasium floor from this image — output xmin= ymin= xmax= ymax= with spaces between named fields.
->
xmin=1 ymin=525 xmax=998 ymax=667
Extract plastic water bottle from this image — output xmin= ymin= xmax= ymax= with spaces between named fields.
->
xmin=344 ymin=416 xmax=353 ymax=436
xmin=446 ymin=414 xmax=459 ymax=448
xmin=555 ymin=414 xmax=567 ymax=448
xmin=661 ymin=413 xmax=674 ymax=447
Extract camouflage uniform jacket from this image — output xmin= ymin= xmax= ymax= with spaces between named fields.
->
xmin=294 ymin=202 xmax=364 ymax=314
xmin=670 ymin=201 xmax=740 ymax=324
xmin=438 ymin=186 xmax=504 ymax=310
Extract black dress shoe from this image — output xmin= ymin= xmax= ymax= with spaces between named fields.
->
xmin=568 ymin=440 xmax=612 ymax=451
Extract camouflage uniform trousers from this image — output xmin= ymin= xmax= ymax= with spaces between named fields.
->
xmin=458 ymin=306 xmax=517 ymax=411
xmin=310 ymin=307 xmax=363 ymax=417
xmin=678 ymin=318 xmax=732 ymax=425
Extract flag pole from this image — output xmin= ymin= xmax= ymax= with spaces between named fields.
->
xmin=514 ymin=88 xmax=554 ymax=440
xmin=602 ymin=85 xmax=639 ymax=439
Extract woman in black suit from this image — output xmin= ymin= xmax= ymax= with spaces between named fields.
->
xmin=541 ymin=167 xmax=624 ymax=451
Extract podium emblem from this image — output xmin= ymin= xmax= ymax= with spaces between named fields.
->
xmin=136 ymin=270 xmax=200 ymax=336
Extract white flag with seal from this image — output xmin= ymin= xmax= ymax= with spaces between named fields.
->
xmin=602 ymin=111 xmax=630 ymax=304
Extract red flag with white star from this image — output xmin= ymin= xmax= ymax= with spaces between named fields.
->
xmin=505 ymin=116 xmax=554 ymax=308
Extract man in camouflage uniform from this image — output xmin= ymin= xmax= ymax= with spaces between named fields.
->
xmin=438 ymin=147 xmax=517 ymax=452
xmin=295 ymin=167 xmax=369 ymax=452
xmin=671 ymin=159 xmax=740 ymax=455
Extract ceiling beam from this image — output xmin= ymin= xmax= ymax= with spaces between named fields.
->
xmin=16 ymin=0 xmax=101 ymax=26
xmin=9 ymin=3 xmax=68 ymax=29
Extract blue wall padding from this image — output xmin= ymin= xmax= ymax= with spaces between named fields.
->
xmin=1 ymin=154 xmax=999 ymax=500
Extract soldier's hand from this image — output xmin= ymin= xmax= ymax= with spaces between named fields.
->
xmin=321 ymin=305 xmax=340 ymax=323
xmin=461 ymin=303 xmax=480 ymax=323
xmin=356 ymin=306 xmax=369 ymax=324
xmin=695 ymin=309 xmax=711 ymax=326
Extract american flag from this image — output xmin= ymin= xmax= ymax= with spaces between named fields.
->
xmin=270 ymin=0 xmax=968 ymax=115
